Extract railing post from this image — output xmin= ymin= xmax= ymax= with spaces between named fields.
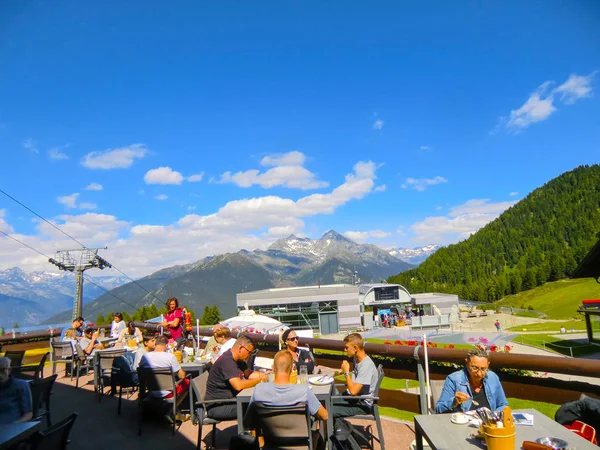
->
xmin=49 ymin=328 xmax=54 ymax=369
xmin=414 ymin=346 xmax=428 ymax=415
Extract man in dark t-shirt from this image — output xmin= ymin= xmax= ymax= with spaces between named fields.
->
xmin=205 ymin=335 xmax=268 ymax=420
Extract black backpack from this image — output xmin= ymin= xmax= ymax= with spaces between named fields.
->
xmin=332 ymin=418 xmax=370 ymax=450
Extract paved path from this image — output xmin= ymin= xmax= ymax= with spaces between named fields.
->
xmin=42 ymin=366 xmax=414 ymax=450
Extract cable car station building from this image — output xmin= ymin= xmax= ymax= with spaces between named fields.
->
xmin=236 ymin=283 xmax=428 ymax=335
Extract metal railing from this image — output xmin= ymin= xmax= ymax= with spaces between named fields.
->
xmin=3 ymin=322 xmax=599 ymax=414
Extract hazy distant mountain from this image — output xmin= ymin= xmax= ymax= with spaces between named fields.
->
xmin=388 ymin=245 xmax=441 ymax=265
xmin=0 ymin=267 xmax=129 ymax=328
xmin=44 ymin=231 xmax=414 ymax=323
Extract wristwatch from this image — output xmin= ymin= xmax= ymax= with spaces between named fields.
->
xmin=343 ymin=372 xmax=350 ymax=377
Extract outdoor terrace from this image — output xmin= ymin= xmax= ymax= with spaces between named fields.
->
xmin=3 ymin=325 xmax=600 ymax=449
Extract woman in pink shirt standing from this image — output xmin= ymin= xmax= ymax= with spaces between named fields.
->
xmin=162 ymin=297 xmax=184 ymax=346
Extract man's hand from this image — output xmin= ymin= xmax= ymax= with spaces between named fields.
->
xmin=258 ymin=372 xmax=269 ymax=382
xmin=92 ymin=331 xmax=100 ymax=340
xmin=454 ymin=391 xmax=470 ymax=406
xmin=341 ymin=360 xmax=350 ymax=374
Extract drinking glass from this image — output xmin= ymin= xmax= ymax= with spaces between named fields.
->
xmin=299 ymin=366 xmax=308 ymax=384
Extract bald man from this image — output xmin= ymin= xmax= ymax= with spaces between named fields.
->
xmin=246 ymin=350 xmax=328 ymax=423
xmin=0 ymin=356 xmax=33 ymax=424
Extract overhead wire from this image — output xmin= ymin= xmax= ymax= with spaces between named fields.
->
xmin=0 ymin=187 xmax=166 ymax=305
xmin=0 ymin=229 xmax=139 ymax=311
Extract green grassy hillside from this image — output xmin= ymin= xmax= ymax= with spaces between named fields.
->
xmin=497 ymin=278 xmax=600 ymax=319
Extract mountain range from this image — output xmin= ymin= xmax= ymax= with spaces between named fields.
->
xmin=388 ymin=245 xmax=441 ymax=265
xmin=0 ymin=268 xmax=128 ymax=328
xmin=43 ymin=230 xmax=416 ymax=323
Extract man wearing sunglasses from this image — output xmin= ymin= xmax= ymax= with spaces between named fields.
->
xmin=435 ymin=346 xmax=508 ymax=413
xmin=206 ymin=335 xmax=268 ymax=420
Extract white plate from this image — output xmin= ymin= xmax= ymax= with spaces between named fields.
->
xmin=309 ymin=376 xmax=333 ymax=385
xmin=451 ymin=413 xmax=470 ymax=425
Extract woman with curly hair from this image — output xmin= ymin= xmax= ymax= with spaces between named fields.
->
xmin=162 ymin=297 xmax=184 ymax=344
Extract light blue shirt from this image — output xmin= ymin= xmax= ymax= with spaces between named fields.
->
xmin=250 ymin=383 xmax=322 ymax=416
xmin=0 ymin=377 xmax=33 ymax=424
xmin=435 ymin=367 xmax=508 ymax=414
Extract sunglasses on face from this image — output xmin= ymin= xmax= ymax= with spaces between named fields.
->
xmin=287 ymin=336 xmax=299 ymax=341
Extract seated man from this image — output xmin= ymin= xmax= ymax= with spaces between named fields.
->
xmin=0 ymin=356 xmax=33 ymax=424
xmin=333 ymin=333 xmax=378 ymax=418
xmin=79 ymin=327 xmax=104 ymax=355
xmin=436 ymin=346 xmax=508 ymax=413
xmin=139 ymin=335 xmax=189 ymax=400
xmin=205 ymin=335 xmax=268 ymax=420
xmin=60 ymin=316 xmax=85 ymax=341
xmin=245 ymin=350 xmax=327 ymax=448
xmin=133 ymin=334 xmax=156 ymax=370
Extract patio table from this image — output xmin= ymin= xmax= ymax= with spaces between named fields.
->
xmin=180 ymin=360 xmax=210 ymax=374
xmin=414 ymin=408 xmax=598 ymax=450
xmin=0 ymin=421 xmax=40 ymax=449
xmin=236 ymin=382 xmax=334 ymax=445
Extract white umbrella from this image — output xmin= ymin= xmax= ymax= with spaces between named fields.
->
xmin=221 ymin=309 xmax=284 ymax=335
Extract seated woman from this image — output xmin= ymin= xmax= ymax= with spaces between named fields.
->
xmin=281 ymin=329 xmax=315 ymax=374
xmin=214 ymin=327 xmax=236 ymax=361
xmin=116 ymin=321 xmax=143 ymax=346
xmin=435 ymin=346 xmax=508 ymax=414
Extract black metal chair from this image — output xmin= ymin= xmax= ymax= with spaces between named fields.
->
xmin=3 ymin=350 xmax=25 ymax=370
xmin=30 ymin=412 xmax=78 ymax=450
xmin=137 ymin=367 xmax=191 ymax=436
xmin=331 ymin=363 xmax=386 ymax=450
xmin=93 ymin=348 xmax=126 ymax=402
xmin=16 ymin=351 xmax=50 ymax=380
xmin=190 ymin=371 xmax=238 ymax=449
xmin=30 ymin=374 xmax=58 ymax=428
xmin=245 ymin=401 xmax=313 ymax=450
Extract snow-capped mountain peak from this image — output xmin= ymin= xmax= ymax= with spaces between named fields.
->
xmin=389 ymin=245 xmax=441 ymax=265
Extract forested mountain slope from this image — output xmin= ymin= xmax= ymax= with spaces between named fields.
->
xmin=388 ymin=165 xmax=600 ymax=301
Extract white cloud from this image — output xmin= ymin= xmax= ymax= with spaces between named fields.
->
xmin=501 ymin=72 xmax=596 ymax=131
xmin=374 ymin=184 xmax=387 ymax=192
xmin=154 ymin=194 xmax=168 ymax=200
xmin=420 ymin=146 xmax=430 ymax=151
xmin=372 ymin=119 xmax=384 ymax=130
xmin=85 ymin=183 xmax=103 ymax=191
xmin=344 ymin=229 xmax=391 ymax=242
xmin=0 ymin=160 xmax=379 ymax=276
xmin=509 ymin=191 xmax=519 ymax=197
xmin=0 ymin=209 xmax=13 ymax=233
xmin=57 ymin=193 xmax=79 ymax=209
xmin=81 ymin=143 xmax=148 ymax=169
xmin=260 ymin=151 xmax=305 ymax=167
xmin=23 ymin=139 xmax=38 ymax=154
xmin=79 ymin=202 xmax=97 ymax=210
xmin=555 ymin=73 xmax=596 ymax=104
xmin=187 ymin=206 xmax=196 ymax=212
xmin=402 ymin=176 xmax=448 ymax=192
xmin=48 ymin=147 xmax=69 ymax=160
xmin=219 ymin=151 xmax=328 ymax=190
xmin=144 ymin=167 xmax=184 ymax=185
xmin=187 ymin=173 xmax=204 ymax=182
xmin=411 ymin=198 xmax=517 ymax=244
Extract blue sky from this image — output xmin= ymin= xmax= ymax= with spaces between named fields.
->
xmin=0 ymin=1 xmax=599 ymax=276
